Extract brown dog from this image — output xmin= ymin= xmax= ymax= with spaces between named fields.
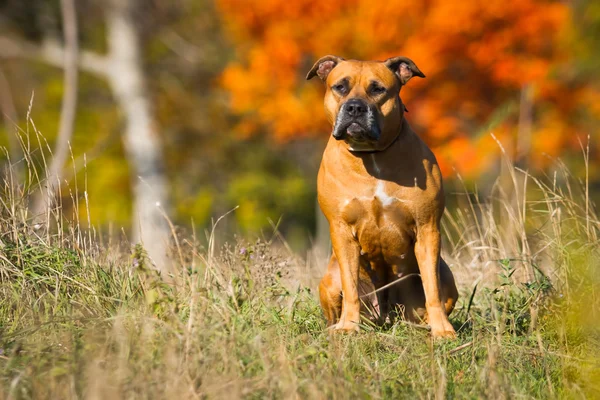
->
xmin=307 ymin=56 xmax=458 ymax=338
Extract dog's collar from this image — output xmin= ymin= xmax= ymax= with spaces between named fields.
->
xmin=348 ymin=119 xmax=404 ymax=154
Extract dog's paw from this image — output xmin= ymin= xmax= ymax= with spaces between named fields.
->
xmin=427 ymin=312 xmax=457 ymax=339
xmin=329 ymin=320 xmax=360 ymax=333
xmin=431 ymin=328 xmax=457 ymax=339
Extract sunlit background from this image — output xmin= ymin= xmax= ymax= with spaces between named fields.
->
xmin=0 ymin=2 xmax=599 ymax=396
xmin=0 ymin=0 xmax=598 ymax=252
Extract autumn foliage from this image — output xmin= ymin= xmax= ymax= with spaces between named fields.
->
xmin=217 ymin=0 xmax=598 ymax=177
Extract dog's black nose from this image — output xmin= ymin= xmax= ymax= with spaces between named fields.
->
xmin=345 ymin=99 xmax=368 ymax=117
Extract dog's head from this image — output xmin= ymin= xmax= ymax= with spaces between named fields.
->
xmin=307 ymin=56 xmax=424 ymax=151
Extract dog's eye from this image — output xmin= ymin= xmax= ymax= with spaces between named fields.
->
xmin=369 ymin=85 xmax=386 ymax=95
xmin=332 ymin=84 xmax=347 ymax=95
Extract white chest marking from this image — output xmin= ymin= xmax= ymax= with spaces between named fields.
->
xmin=375 ymin=181 xmax=395 ymax=206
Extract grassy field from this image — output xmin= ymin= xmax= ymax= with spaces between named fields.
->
xmin=1 ymin=144 xmax=599 ymax=399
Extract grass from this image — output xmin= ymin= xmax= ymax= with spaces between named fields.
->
xmin=0 ymin=134 xmax=599 ymax=399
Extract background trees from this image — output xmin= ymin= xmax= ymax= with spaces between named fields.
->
xmin=1 ymin=0 xmax=171 ymax=271
xmin=0 ymin=0 xmax=598 ymax=252
xmin=216 ymin=0 xmax=599 ymax=178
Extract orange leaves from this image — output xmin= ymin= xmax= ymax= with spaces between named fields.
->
xmin=216 ymin=0 xmax=585 ymax=176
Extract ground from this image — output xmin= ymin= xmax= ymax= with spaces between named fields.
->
xmin=0 ymin=161 xmax=599 ymax=399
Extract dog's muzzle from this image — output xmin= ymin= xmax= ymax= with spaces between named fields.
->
xmin=333 ymin=98 xmax=381 ymax=142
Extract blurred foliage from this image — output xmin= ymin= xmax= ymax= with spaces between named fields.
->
xmin=227 ymin=170 xmax=313 ymax=233
xmin=216 ymin=0 xmax=600 ymax=178
xmin=0 ymin=0 xmax=599 ymax=248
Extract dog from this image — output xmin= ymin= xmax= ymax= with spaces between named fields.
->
xmin=307 ymin=55 xmax=458 ymax=338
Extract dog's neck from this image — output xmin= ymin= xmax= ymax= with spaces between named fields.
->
xmin=328 ymin=118 xmax=417 ymax=179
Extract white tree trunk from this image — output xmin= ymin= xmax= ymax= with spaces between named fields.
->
xmin=106 ymin=0 xmax=171 ymax=274
xmin=34 ymin=0 xmax=79 ymax=217
xmin=0 ymin=0 xmax=172 ymax=276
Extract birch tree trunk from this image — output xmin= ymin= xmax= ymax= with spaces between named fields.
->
xmin=106 ymin=0 xmax=170 ymax=273
xmin=34 ymin=0 xmax=79 ymax=217
xmin=0 ymin=0 xmax=172 ymax=276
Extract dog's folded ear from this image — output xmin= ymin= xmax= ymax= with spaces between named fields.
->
xmin=306 ymin=55 xmax=345 ymax=82
xmin=384 ymin=56 xmax=426 ymax=85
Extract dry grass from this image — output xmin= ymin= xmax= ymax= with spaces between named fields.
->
xmin=0 ymin=127 xmax=599 ymax=399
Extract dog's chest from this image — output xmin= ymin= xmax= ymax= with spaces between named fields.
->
xmin=340 ymin=182 xmax=415 ymax=263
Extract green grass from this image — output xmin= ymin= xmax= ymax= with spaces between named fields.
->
xmin=1 ymin=147 xmax=599 ymax=398
xmin=1 ymin=231 xmax=598 ymax=399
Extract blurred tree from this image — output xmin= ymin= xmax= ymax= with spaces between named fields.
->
xmin=0 ymin=0 xmax=171 ymax=272
xmin=33 ymin=0 xmax=79 ymax=218
xmin=3 ymin=0 xmax=595 ymax=252
xmin=216 ymin=0 xmax=599 ymax=178
xmin=105 ymin=0 xmax=170 ymax=271
xmin=0 ymin=0 xmax=319 ymax=249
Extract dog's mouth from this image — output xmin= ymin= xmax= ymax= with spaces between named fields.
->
xmin=332 ymin=101 xmax=381 ymax=147
xmin=345 ymin=122 xmax=369 ymax=140
xmin=333 ymin=120 xmax=381 ymax=147
xmin=346 ymin=122 xmax=367 ymax=137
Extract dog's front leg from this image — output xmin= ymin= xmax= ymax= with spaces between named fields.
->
xmin=330 ymin=223 xmax=361 ymax=332
xmin=414 ymin=222 xmax=456 ymax=338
